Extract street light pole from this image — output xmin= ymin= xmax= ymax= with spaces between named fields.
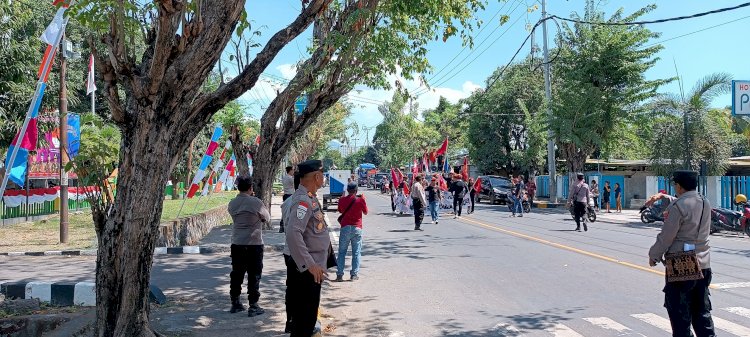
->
xmin=542 ymin=0 xmax=557 ymax=203
xmin=59 ymin=34 xmax=69 ymax=244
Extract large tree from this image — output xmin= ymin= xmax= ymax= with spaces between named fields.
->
xmin=550 ymin=2 xmax=669 ymax=179
xmin=649 ymin=73 xmax=732 ymax=176
xmin=423 ymin=97 xmax=468 ymax=153
xmin=372 ymin=92 xmax=439 ymax=168
xmin=288 ymin=102 xmax=350 ymax=165
xmin=465 ymin=60 xmax=545 ymax=175
xmin=62 ymin=0 xmax=484 ymax=335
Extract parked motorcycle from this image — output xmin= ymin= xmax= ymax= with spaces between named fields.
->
xmin=709 ymin=194 xmax=750 ymax=237
xmin=639 ymin=204 xmax=664 ymax=224
xmin=569 ymin=196 xmax=597 ymax=223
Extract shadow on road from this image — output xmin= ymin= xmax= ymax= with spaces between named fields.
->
xmin=435 ymin=307 xmax=585 ymax=337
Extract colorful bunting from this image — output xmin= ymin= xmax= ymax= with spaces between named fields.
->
xmin=186 ymin=124 xmax=223 ymax=198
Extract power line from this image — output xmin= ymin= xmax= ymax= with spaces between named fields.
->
xmin=644 ymin=14 xmax=750 ymax=47
xmin=415 ymin=0 xmax=526 ymax=96
xmin=550 ymin=2 xmax=750 ymax=26
xmin=416 ymin=5 xmax=528 ymax=96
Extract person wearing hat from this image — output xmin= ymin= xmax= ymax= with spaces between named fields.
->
xmin=648 ymin=170 xmax=715 ymax=337
xmin=285 ymin=159 xmax=331 ymax=336
xmin=335 ymin=182 xmax=368 ymax=282
xmin=567 ymin=173 xmax=591 ymax=232
xmin=227 ymin=175 xmax=271 ymax=317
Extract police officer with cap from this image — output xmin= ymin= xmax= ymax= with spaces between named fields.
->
xmin=648 ymin=170 xmax=715 ymax=337
xmin=285 ymin=159 xmax=331 ymax=336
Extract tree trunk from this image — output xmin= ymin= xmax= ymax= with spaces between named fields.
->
xmin=94 ymin=118 xmax=175 ymax=337
xmin=251 ymin=139 xmax=283 ymax=231
xmin=229 ymin=125 xmax=250 ymax=176
xmin=563 ymin=143 xmax=588 ymax=187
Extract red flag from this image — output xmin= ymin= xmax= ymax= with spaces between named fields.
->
xmin=461 ymin=156 xmax=469 ymax=181
xmin=435 ymin=138 xmax=449 ymax=156
xmin=37 ymin=45 xmax=56 ymax=83
xmin=390 ymin=168 xmax=399 ymax=188
xmin=412 ymin=158 xmax=419 ymax=174
xmin=473 ymin=177 xmax=482 ymax=193
xmin=438 ymin=174 xmax=449 ymax=191
xmin=429 ymin=150 xmax=437 ymax=163
xmin=255 ymin=135 xmax=261 ymax=145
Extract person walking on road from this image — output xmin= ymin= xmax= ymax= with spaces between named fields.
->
xmin=285 ymin=160 xmax=331 ymax=337
xmin=426 ymin=178 xmax=442 ymax=224
xmin=568 ymin=173 xmax=591 ymax=232
xmin=467 ymin=177 xmax=477 ymax=214
xmin=411 ymin=175 xmax=427 ymax=230
xmin=335 ymin=182 xmax=368 ymax=282
xmin=648 ymin=170 xmax=716 ymax=337
xmin=615 ymin=182 xmax=623 ymax=213
xmin=227 ymin=175 xmax=271 ymax=317
xmin=526 ymin=176 xmax=536 ymax=210
xmin=590 ymin=179 xmax=599 ymax=211
xmin=450 ymin=174 xmax=467 ymax=218
xmin=602 ymin=181 xmax=612 ymax=213
xmin=512 ymin=175 xmax=525 ymax=217
xmin=280 ymin=166 xmax=296 ymax=233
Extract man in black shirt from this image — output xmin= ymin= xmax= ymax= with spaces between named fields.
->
xmin=425 ymin=177 xmax=442 ymax=224
xmin=450 ymin=175 xmax=467 ymax=218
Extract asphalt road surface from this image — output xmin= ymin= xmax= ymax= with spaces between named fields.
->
xmin=2 ymin=188 xmax=750 ymax=337
xmin=322 ymin=189 xmax=750 ymax=337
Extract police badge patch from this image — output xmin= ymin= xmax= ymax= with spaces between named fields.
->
xmin=297 ymin=202 xmax=309 ymax=219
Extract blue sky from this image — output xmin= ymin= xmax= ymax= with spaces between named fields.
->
xmin=227 ymin=1 xmax=750 ymax=144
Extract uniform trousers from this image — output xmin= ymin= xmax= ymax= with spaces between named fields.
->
xmin=664 ymin=268 xmax=715 ymax=337
xmin=283 ymin=254 xmax=295 ymax=328
xmin=230 ymin=244 xmax=264 ymax=303
xmin=287 ymin=256 xmax=322 ymax=337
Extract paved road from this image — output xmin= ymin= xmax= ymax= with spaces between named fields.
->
xmin=2 ymin=189 xmax=750 ymax=337
xmin=321 ymin=189 xmax=750 ymax=337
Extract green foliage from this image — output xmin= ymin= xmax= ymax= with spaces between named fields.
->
xmin=291 ymin=102 xmax=351 ymax=164
xmin=321 ymin=148 xmax=343 ymax=170
xmin=465 ymin=59 xmax=545 ymax=175
xmin=649 ymin=74 xmax=732 ymax=176
xmin=550 ymin=1 xmax=669 ymax=172
xmin=372 ymin=92 xmax=439 ymax=168
xmin=64 ymin=113 xmax=120 ymax=208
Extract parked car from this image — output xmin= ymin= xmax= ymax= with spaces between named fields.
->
xmin=477 ymin=175 xmax=513 ymax=205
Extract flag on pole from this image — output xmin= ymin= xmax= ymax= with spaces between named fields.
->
xmin=40 ymin=7 xmax=66 ymax=46
xmin=85 ymin=54 xmax=96 ymax=95
xmin=473 ymin=177 xmax=482 ymax=193
xmin=443 ymin=156 xmax=450 ymax=174
xmin=390 ymin=168 xmax=400 ymax=188
xmin=412 ymin=158 xmax=419 ymax=174
xmin=186 ymin=124 xmax=223 ymax=198
xmin=435 ymin=137 xmax=449 ymax=156
xmin=4 ymin=119 xmax=39 ymax=187
xmin=461 ymin=156 xmax=469 ymax=181
xmin=422 ymin=153 xmax=430 ymax=173
xmin=438 ymin=174 xmax=449 ymax=191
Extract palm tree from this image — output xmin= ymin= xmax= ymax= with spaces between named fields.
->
xmin=651 ymin=73 xmax=732 ymax=174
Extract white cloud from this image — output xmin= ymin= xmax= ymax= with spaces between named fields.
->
xmin=276 ymin=64 xmax=297 ymax=80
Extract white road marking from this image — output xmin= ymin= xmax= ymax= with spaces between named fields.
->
xmin=493 ymin=323 xmax=522 ymax=336
xmin=386 ymin=331 xmax=405 ymax=337
xmin=712 ymin=282 xmax=750 ymax=289
xmin=723 ymin=307 xmax=750 ymax=319
xmin=713 ymin=316 xmax=750 ymax=336
xmin=582 ymin=317 xmax=634 ymax=334
xmin=631 ymin=313 xmax=672 ymax=333
xmin=544 ymin=323 xmax=584 ymax=337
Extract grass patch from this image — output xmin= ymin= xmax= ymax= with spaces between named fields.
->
xmin=0 ymin=192 xmax=236 ymax=253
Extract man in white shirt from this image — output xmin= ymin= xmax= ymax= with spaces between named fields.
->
xmin=280 ymin=166 xmax=296 ymax=233
xmin=411 ymin=175 xmax=427 ymax=231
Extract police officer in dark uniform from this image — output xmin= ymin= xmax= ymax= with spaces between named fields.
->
xmin=649 ymin=170 xmax=716 ymax=337
xmin=285 ymin=160 xmax=331 ymax=337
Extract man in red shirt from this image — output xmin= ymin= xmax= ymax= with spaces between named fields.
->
xmin=335 ymin=182 xmax=369 ymax=282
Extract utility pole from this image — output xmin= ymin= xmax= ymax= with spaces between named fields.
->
xmin=542 ymin=0 xmax=557 ymax=203
xmin=59 ymin=33 xmax=69 ymax=244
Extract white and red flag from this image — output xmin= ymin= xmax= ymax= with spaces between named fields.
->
xmin=86 ymin=54 xmax=96 ymax=95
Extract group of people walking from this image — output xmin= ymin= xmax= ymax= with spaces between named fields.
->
xmin=405 ymin=172 xmax=479 ymax=231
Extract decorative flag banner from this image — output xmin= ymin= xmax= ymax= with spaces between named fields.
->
xmin=443 ymin=157 xmax=450 ymax=174
xmin=216 ymin=154 xmax=236 ymax=191
xmin=85 ymin=54 xmax=96 ymax=95
xmin=2 ymin=186 xmax=99 ymax=207
xmin=461 ymin=156 xmax=469 ymax=181
xmin=201 ymin=141 xmax=230 ymax=196
xmin=429 ymin=150 xmax=437 ymax=164
xmin=422 ymin=153 xmax=430 ymax=174
xmin=1 ymin=2 xmax=69 ymax=193
xmin=473 ymin=177 xmax=482 ymax=193
xmin=412 ymin=158 xmax=419 ymax=174
xmin=438 ymin=174 xmax=449 ymax=191
xmin=435 ymin=137 xmax=449 ymax=156
xmin=67 ymin=114 xmax=81 ymax=158
xmin=186 ymin=124 xmax=223 ymax=198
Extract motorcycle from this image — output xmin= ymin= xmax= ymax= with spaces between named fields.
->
xmin=639 ymin=204 xmax=664 ymax=224
xmin=569 ymin=195 xmax=597 ymax=222
xmin=507 ymin=195 xmax=531 ymax=214
xmin=711 ymin=204 xmax=750 ymax=236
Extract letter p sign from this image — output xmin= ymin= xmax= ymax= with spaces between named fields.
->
xmin=733 ymin=80 xmax=750 ymax=116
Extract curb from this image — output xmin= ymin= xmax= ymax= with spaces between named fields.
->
xmin=0 ymin=281 xmax=166 ymax=307
xmin=0 ymin=244 xmax=286 ymax=258
xmin=534 ymin=202 xmax=565 ymax=209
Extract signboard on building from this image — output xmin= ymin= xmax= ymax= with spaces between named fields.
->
xmin=732 ymin=80 xmax=750 ymax=115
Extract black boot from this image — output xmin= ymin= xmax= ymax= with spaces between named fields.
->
xmin=279 ymin=224 xmax=285 ymax=233
xmin=247 ymin=303 xmax=266 ymax=317
xmin=285 ymin=320 xmax=293 ymax=333
xmin=230 ymin=297 xmax=245 ymax=313
xmin=583 ymin=222 xmax=588 ymax=232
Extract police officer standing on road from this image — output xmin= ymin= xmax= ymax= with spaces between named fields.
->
xmin=286 ymin=160 xmax=331 ymax=337
xmin=649 ymin=170 xmax=716 ymax=337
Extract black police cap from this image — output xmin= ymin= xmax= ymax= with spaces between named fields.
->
xmin=672 ymin=170 xmax=698 ymax=187
xmin=297 ymin=160 xmax=323 ymax=177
